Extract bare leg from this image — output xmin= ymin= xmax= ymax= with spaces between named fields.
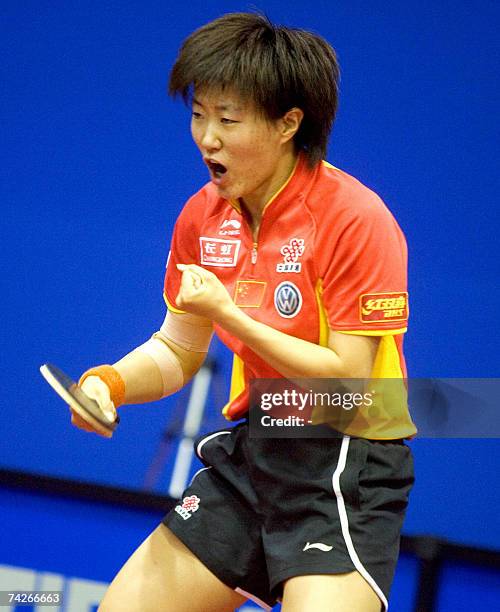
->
xmin=281 ymin=571 xmax=381 ymax=612
xmin=99 ymin=524 xmax=247 ymax=612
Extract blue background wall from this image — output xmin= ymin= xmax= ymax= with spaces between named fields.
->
xmin=1 ymin=0 xmax=499 ymax=570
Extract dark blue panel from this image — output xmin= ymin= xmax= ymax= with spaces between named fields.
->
xmin=0 ymin=487 xmax=163 ymax=582
xmin=437 ymin=561 xmax=500 ymax=612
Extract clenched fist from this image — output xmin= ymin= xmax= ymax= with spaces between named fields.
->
xmin=176 ymin=263 xmax=235 ymax=321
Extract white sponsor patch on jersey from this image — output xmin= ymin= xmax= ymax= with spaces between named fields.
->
xmin=200 ymin=237 xmax=240 ymax=267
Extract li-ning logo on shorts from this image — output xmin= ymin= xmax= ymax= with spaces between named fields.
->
xmin=359 ymin=292 xmax=409 ymax=323
xmin=174 ymin=495 xmax=200 ymax=520
xmin=303 ymin=542 xmax=333 ymax=552
xmin=274 ymin=281 xmax=302 ymax=318
xmin=276 ymin=238 xmax=305 ymax=273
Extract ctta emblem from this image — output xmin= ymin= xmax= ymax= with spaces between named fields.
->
xmin=276 ymin=237 xmax=305 ymax=273
xmin=274 ymin=281 xmax=302 ymax=318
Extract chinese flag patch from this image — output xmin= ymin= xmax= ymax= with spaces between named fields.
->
xmin=234 ymin=281 xmax=267 ymax=308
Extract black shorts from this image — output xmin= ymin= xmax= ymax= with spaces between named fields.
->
xmin=162 ymin=422 xmax=414 ymax=611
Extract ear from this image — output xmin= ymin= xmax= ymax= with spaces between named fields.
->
xmin=279 ymin=107 xmax=304 ymax=143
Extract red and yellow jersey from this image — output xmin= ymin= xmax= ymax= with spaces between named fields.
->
xmin=164 ymin=155 xmax=417 ymax=439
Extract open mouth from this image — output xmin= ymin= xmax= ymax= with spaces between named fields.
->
xmin=205 ymin=159 xmax=227 ymax=179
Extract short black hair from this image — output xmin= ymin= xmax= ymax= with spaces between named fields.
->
xmin=169 ymin=12 xmax=340 ymax=167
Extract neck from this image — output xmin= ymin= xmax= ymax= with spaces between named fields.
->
xmin=240 ymin=148 xmax=299 ymax=222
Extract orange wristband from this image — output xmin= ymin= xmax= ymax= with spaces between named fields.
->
xmin=78 ymin=365 xmax=126 ymax=408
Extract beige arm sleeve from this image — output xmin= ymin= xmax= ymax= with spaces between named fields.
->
xmin=113 ymin=311 xmax=213 ymax=403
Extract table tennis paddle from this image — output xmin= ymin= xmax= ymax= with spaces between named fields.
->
xmin=40 ymin=363 xmax=119 ymax=436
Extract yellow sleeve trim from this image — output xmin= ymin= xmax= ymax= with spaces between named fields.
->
xmin=322 ymin=160 xmax=340 ymax=171
xmin=371 ymin=335 xmax=404 ymax=378
xmin=222 ymin=354 xmax=246 ymax=419
xmin=163 ymin=292 xmax=186 ymax=314
xmin=315 ymin=279 xmax=329 ymax=347
xmin=336 ymin=328 xmax=407 ymax=337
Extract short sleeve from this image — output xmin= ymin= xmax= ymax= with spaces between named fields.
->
xmin=163 ymin=197 xmax=201 ymax=312
xmin=317 ymin=197 xmax=408 ymax=333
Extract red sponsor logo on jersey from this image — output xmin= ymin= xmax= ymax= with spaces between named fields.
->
xmin=200 ymin=237 xmax=240 ymax=267
xmin=277 ymin=238 xmax=305 ymax=273
xmin=359 ymin=292 xmax=409 ymax=323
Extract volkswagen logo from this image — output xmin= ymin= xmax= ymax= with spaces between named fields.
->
xmin=274 ymin=281 xmax=303 ymax=318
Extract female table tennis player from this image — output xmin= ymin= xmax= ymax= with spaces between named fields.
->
xmin=73 ymin=13 xmax=415 ymax=611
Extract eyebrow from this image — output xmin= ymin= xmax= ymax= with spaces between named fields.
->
xmin=192 ymin=97 xmax=242 ymax=112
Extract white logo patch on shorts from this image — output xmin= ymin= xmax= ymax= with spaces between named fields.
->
xmin=303 ymin=542 xmax=333 ymax=552
xmin=175 ymin=495 xmax=200 ymax=520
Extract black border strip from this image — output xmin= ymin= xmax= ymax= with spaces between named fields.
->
xmin=0 ymin=468 xmax=176 ymax=513
xmin=400 ymin=534 xmax=500 ymax=570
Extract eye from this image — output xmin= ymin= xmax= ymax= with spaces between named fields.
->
xmin=221 ymin=118 xmax=238 ymax=124
xmin=191 ymin=111 xmax=202 ymax=119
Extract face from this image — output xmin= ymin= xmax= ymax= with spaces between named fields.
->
xmin=190 ymin=89 xmax=297 ymax=211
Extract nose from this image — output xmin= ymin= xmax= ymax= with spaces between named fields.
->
xmin=200 ymin=124 xmax=222 ymax=152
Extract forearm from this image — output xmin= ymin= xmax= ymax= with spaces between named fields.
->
xmin=112 ymin=350 xmax=165 ymax=404
xmin=112 ymin=334 xmax=206 ymax=404
xmin=114 ymin=332 xmax=206 ymax=404
xmin=216 ymin=305 xmax=345 ymax=379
